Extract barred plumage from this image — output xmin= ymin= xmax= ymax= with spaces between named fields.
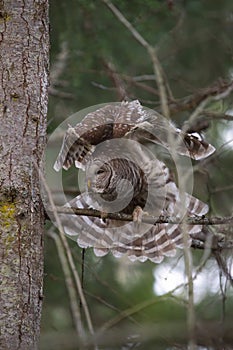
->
xmin=55 ymin=100 xmax=215 ymax=263
xmin=54 ymin=100 xmax=215 ymax=172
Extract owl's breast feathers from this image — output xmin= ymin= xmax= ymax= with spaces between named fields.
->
xmin=109 ymin=158 xmax=148 ymax=215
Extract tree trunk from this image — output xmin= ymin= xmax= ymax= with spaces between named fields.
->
xmin=0 ymin=1 xmax=49 ymax=349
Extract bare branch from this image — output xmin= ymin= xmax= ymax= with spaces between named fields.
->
xmin=102 ymin=0 xmax=170 ymax=118
xmin=91 ymin=81 xmax=115 ymax=91
xmin=179 ymin=221 xmax=196 ymax=348
xmin=213 ymin=250 xmax=233 ymax=288
xmin=191 ymin=239 xmax=233 ymax=251
xmin=49 ymin=41 xmax=75 ymax=99
xmin=122 ymin=74 xmax=159 ymax=95
xmin=211 ymin=185 xmax=233 ymax=194
xmin=102 ymin=60 xmax=128 ymax=100
xmin=49 ymin=87 xmax=75 ymax=100
xmin=39 ymin=321 xmax=233 ymax=349
xmin=101 ymin=0 xmax=149 ymax=49
xmin=45 ymin=207 xmax=233 ymax=252
xmin=37 ymin=164 xmax=98 ymax=348
xmin=50 ymin=41 xmax=69 ymax=84
xmin=148 ymin=46 xmax=170 ymax=118
xmin=201 ymin=111 xmax=233 ymax=121
xmin=49 ymin=206 xmax=233 ymax=226
xmin=185 ymin=96 xmax=212 ymax=131
xmin=47 ymin=229 xmax=85 ymax=338
xmin=168 ymin=79 xmax=233 ymax=115
xmin=182 ymin=79 xmax=233 ymax=134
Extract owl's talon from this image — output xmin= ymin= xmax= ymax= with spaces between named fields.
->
xmin=132 ymin=206 xmax=149 ymax=235
xmin=100 ymin=211 xmax=108 ymax=222
xmin=133 ymin=206 xmax=144 ymax=224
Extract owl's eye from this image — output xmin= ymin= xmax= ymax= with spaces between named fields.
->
xmin=96 ymin=168 xmax=105 ymax=175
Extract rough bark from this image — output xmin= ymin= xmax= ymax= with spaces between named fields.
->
xmin=0 ymin=0 xmax=49 ymax=349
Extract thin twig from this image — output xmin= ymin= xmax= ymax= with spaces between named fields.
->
xmin=213 ymin=250 xmax=233 ymax=288
xmin=183 ymin=97 xmax=212 ymax=133
xmin=102 ymin=0 xmax=170 ymax=118
xmin=37 ymin=162 xmax=99 ymax=349
xmin=102 ymin=60 xmax=128 ymax=100
xmin=183 ymin=80 xmax=233 ymax=134
xmin=49 ymin=41 xmax=75 ymax=99
xmin=99 ymin=293 xmax=186 ymax=334
xmin=182 ymin=224 xmax=196 ymax=350
xmin=149 ymin=46 xmax=170 ymax=118
xmin=122 ymin=74 xmax=159 ymax=95
xmin=47 ymin=229 xmax=85 ymax=340
xmin=201 ymin=111 xmax=233 ymax=121
xmin=211 ymin=185 xmax=233 ymax=194
xmin=167 ymin=79 xmax=233 ymax=115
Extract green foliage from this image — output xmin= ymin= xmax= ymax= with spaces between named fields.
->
xmin=49 ymin=0 xmax=233 ymax=115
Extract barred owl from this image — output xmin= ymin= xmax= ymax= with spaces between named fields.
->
xmin=54 ymin=100 xmax=215 ymax=263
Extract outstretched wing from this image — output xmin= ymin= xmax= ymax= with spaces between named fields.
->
xmin=53 ymin=100 xmax=214 ymax=263
xmin=54 ymin=100 xmax=215 ymax=172
xmin=126 ymin=111 xmax=215 ymax=160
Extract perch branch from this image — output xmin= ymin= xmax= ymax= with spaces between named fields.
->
xmin=46 ymin=206 xmax=233 ymax=249
xmin=49 ymin=206 xmax=233 ymax=226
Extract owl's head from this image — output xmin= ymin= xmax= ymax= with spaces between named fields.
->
xmin=86 ymin=156 xmax=138 ymax=205
xmin=86 ymin=159 xmax=115 ymax=196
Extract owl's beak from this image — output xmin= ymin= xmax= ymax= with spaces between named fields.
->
xmin=87 ymin=179 xmax=91 ymax=189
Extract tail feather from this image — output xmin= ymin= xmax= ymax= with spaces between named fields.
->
xmin=58 ymin=191 xmax=208 ymax=263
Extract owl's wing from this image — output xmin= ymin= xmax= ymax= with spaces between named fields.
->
xmin=54 ymin=104 xmax=120 ymax=172
xmin=125 ymin=112 xmax=215 ymax=160
xmin=53 ymin=127 xmax=95 ymax=171
xmin=54 ymin=100 xmax=215 ymax=172
xmin=54 ymin=101 xmax=148 ymax=172
xmin=54 ymin=100 xmax=215 ymax=171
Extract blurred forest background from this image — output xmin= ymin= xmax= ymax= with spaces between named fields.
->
xmin=40 ymin=1 xmax=233 ymax=349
